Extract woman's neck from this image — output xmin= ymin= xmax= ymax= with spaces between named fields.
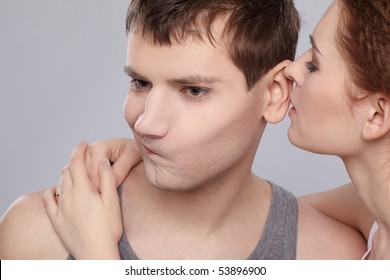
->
xmin=342 ymin=148 xmax=390 ymax=235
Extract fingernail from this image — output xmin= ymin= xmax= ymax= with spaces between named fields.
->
xmin=80 ymin=140 xmax=88 ymax=146
xmin=101 ymin=159 xmax=111 ymax=167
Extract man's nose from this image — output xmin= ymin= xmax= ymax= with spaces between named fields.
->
xmin=134 ymin=88 xmax=170 ymax=138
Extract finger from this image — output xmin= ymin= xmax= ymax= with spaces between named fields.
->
xmin=87 ymin=146 xmax=107 ymax=191
xmin=85 ymin=145 xmax=92 ymax=176
xmin=68 ymin=141 xmax=91 ymax=189
xmin=60 ymin=164 xmax=73 ymax=194
xmin=111 ymin=140 xmax=142 ymax=186
xmin=43 ymin=187 xmax=59 ymax=223
xmin=87 ymin=142 xmax=110 ymax=191
xmin=85 ymin=147 xmax=100 ymax=191
xmin=112 ymin=154 xmax=140 ymax=187
xmin=98 ymin=159 xmax=118 ymax=201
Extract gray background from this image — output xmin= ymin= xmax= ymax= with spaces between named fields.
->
xmin=0 ymin=0 xmax=348 ymax=216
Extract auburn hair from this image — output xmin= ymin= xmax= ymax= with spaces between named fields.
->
xmin=337 ymin=0 xmax=390 ymax=96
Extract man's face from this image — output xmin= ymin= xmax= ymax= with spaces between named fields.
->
xmin=123 ymin=30 xmax=268 ymax=192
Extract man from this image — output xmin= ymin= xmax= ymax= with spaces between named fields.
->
xmin=0 ymin=0 xmax=365 ymax=259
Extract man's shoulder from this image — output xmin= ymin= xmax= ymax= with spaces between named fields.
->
xmin=296 ymin=202 xmax=366 ymax=259
xmin=0 ymin=190 xmax=68 ymax=259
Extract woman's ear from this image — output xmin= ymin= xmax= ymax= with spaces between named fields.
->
xmin=263 ymin=60 xmax=292 ymax=124
xmin=362 ymin=94 xmax=390 ymax=141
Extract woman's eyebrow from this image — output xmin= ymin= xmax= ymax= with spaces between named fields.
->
xmin=310 ymin=35 xmax=324 ymax=57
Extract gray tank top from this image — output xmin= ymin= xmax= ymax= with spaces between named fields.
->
xmin=68 ymin=181 xmax=298 ymax=260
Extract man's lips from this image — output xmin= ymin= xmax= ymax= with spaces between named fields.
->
xmin=141 ymin=144 xmax=158 ymax=156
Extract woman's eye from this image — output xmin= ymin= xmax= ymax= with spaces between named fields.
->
xmin=305 ymin=61 xmax=318 ymax=73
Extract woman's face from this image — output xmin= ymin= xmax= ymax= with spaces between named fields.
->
xmin=284 ymin=1 xmax=365 ymax=156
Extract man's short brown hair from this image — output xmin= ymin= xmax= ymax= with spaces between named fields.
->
xmin=126 ymin=0 xmax=300 ymax=90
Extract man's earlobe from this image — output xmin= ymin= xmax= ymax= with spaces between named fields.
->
xmin=362 ymin=95 xmax=390 ymax=141
xmin=263 ymin=60 xmax=291 ymax=124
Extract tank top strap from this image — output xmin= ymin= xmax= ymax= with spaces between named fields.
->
xmin=247 ymin=181 xmax=298 ymax=259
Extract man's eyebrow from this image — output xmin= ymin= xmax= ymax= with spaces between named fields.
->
xmin=124 ymin=65 xmax=143 ymax=78
xmin=167 ymin=74 xmax=221 ymax=85
xmin=310 ymin=35 xmax=323 ymax=57
xmin=124 ymin=65 xmax=220 ymax=85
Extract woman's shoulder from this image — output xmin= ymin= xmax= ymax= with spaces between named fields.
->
xmin=296 ymin=202 xmax=366 ymax=259
xmin=0 ymin=190 xmax=68 ymax=259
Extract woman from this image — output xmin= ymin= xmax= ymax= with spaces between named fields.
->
xmin=284 ymin=0 xmax=390 ymax=259
xmin=44 ymin=0 xmax=390 ymax=259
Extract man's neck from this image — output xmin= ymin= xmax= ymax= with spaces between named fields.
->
xmin=120 ymin=162 xmax=272 ymax=259
xmin=130 ymin=163 xmax=268 ymax=228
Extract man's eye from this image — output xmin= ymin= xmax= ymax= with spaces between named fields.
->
xmin=181 ymin=87 xmax=209 ymax=99
xmin=130 ymin=79 xmax=152 ymax=89
xmin=188 ymin=87 xmax=204 ymax=96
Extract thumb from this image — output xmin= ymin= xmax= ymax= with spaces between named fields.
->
xmin=43 ymin=187 xmax=58 ymax=224
xmin=112 ymin=159 xmax=133 ymax=187
xmin=98 ymin=159 xmax=118 ymax=200
xmin=111 ymin=150 xmax=141 ymax=187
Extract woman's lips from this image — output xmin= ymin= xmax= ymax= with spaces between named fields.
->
xmin=288 ymin=106 xmax=296 ymax=116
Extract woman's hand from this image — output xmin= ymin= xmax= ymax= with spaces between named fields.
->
xmin=86 ymin=138 xmax=142 ymax=190
xmin=44 ymin=141 xmax=122 ymax=259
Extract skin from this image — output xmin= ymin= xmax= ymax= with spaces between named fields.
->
xmin=0 ymin=16 xmax=366 ymax=260
xmin=285 ymin=1 xmax=365 ymax=157
xmin=41 ymin=0 xmax=390 ymax=259
xmin=285 ymin=1 xmax=390 ymax=259
xmin=123 ymin=32 xmax=270 ymax=193
xmin=116 ymin=24 xmax=278 ymax=259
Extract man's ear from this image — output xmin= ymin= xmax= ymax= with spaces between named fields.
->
xmin=263 ymin=60 xmax=292 ymax=124
xmin=362 ymin=94 xmax=390 ymax=141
